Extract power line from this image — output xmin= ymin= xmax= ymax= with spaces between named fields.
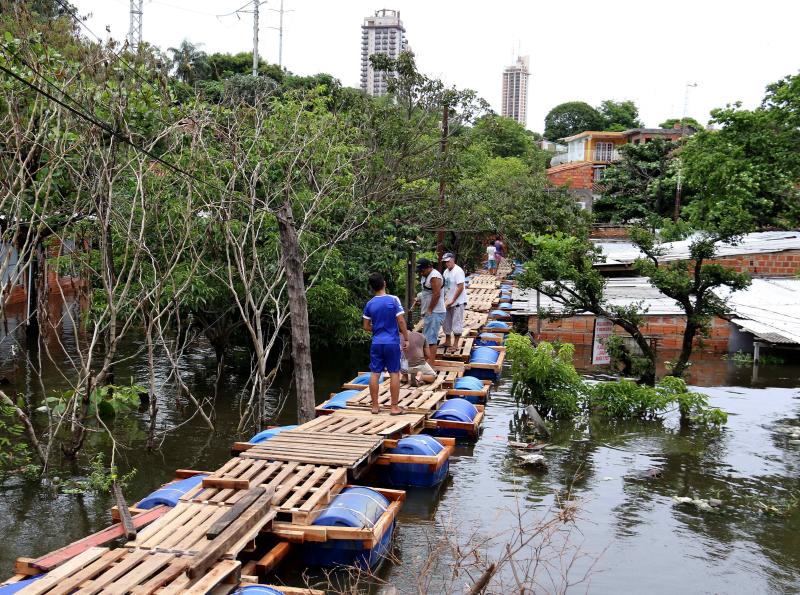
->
xmin=0 ymin=51 xmax=228 ymax=199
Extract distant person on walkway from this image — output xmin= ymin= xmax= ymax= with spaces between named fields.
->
xmin=494 ymin=238 xmax=504 ymax=267
xmin=363 ymin=272 xmax=408 ymax=415
xmin=401 ymin=330 xmax=436 ymax=386
xmin=486 ymin=241 xmax=497 ymax=275
xmin=417 ymin=258 xmax=446 ymax=367
xmin=441 ymin=252 xmax=468 ymax=349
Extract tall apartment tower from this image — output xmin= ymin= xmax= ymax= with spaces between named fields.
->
xmin=501 ymin=56 xmax=530 ymax=127
xmin=360 ymin=9 xmax=407 ymax=96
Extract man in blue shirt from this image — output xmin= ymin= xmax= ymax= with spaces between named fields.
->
xmin=363 ymin=272 xmax=409 ymax=415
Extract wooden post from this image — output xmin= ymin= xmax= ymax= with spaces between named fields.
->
xmin=405 ymin=250 xmax=416 ymax=327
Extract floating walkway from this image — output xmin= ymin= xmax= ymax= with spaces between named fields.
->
xmin=2 ymin=262 xmax=517 ymax=594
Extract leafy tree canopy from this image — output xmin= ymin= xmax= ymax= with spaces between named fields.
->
xmin=598 ymin=99 xmax=643 ymax=131
xmin=659 ymin=117 xmax=704 ymax=130
xmin=543 ymin=101 xmax=604 ymax=141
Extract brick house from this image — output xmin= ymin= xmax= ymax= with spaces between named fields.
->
xmin=546 ymin=125 xmax=685 ymax=210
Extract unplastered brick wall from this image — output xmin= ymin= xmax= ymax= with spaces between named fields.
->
xmin=528 ymin=314 xmax=731 ymax=353
xmin=702 ymin=250 xmax=800 ymax=277
xmin=546 ymin=162 xmax=594 ymax=190
xmin=589 ymin=225 xmax=630 ymax=240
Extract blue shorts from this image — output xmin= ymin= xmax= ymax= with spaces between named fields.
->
xmin=423 ymin=311 xmax=445 ymax=345
xmin=370 ymin=342 xmax=401 ymax=373
xmin=488 ymin=259 xmax=496 ymax=268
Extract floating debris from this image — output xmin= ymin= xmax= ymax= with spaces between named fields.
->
xmin=774 ymin=425 xmax=800 ymax=439
xmin=508 ymin=440 xmax=547 ymax=451
xmin=672 ymin=496 xmax=722 ymax=512
xmin=512 ymin=451 xmax=548 ymax=470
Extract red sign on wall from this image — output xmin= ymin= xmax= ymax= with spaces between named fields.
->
xmin=592 ymin=317 xmax=613 ymax=365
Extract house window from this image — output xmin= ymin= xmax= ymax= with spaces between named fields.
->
xmin=594 ymin=142 xmax=614 ymax=161
xmin=593 ymin=165 xmax=606 ymax=181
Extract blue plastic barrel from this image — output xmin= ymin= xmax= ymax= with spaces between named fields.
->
xmin=351 ymin=372 xmax=383 ymax=385
xmin=500 ymin=302 xmax=512 ymax=310
xmin=384 ymin=435 xmax=448 ymax=487
xmin=490 ymin=309 xmax=510 ymax=318
xmin=501 ymin=283 xmax=512 ymax=289
xmin=0 ymin=576 xmax=43 ymax=594
xmin=470 ymin=347 xmax=499 ymax=364
xmin=321 ymin=389 xmax=360 ymax=410
xmin=486 ymin=320 xmax=510 ymax=330
xmin=432 ymin=398 xmax=478 ymax=423
xmin=305 ymin=487 xmax=393 ymax=568
xmin=249 ymin=425 xmax=298 ymax=444
xmin=454 ymin=376 xmax=484 ymax=392
xmin=137 ymin=474 xmax=207 ymax=509
xmin=232 ymin=587 xmax=284 ymax=595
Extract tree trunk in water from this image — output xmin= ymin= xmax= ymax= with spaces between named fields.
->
xmin=276 ymin=199 xmax=315 ymax=424
xmin=616 ymin=319 xmax=656 ymax=386
xmin=670 ymin=321 xmax=698 ymax=379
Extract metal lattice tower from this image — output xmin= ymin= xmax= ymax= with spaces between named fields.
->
xmin=128 ymin=0 xmax=143 ymax=50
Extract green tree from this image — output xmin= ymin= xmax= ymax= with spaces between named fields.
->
xmin=543 ymin=101 xmax=604 ymax=142
xmin=631 ymin=227 xmax=752 ymax=379
xmin=593 ymin=138 xmax=680 ymax=223
xmin=517 ymin=233 xmax=657 ymax=384
xmin=659 ymin=117 xmax=703 ymax=130
xmin=470 ymin=114 xmax=537 ymax=159
xmin=167 ymin=40 xmax=208 ymax=84
xmin=681 ymin=73 xmax=800 ymax=229
xmin=598 ymin=99 xmax=643 ymax=130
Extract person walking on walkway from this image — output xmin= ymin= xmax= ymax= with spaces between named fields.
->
xmin=494 ymin=237 xmax=504 ymax=268
xmin=441 ymin=252 xmax=468 ymax=349
xmin=486 ymin=241 xmax=497 ymax=275
xmin=363 ymin=272 xmax=408 ymax=415
xmin=417 ymin=258 xmax=445 ymax=367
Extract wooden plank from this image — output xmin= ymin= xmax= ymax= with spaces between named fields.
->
xmin=207 ymin=486 xmax=274 ymax=540
xmin=44 ymin=548 xmax=129 ymax=595
xmin=94 ymin=552 xmax=173 ymax=595
xmin=16 ymin=547 xmax=109 ymax=595
xmin=128 ymin=560 xmax=187 ymax=595
xmin=25 ymin=505 xmax=167 ymax=572
xmin=112 ymin=483 xmax=137 ymax=541
xmin=186 ymin=490 xmax=274 ymax=579
xmin=255 ymin=542 xmax=291 ymax=574
xmin=202 ymin=477 xmax=250 ymax=490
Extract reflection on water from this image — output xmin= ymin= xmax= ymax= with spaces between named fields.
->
xmin=1 ymin=315 xmax=799 ymax=593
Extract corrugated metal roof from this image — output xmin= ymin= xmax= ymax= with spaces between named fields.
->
xmin=511 ymin=277 xmax=800 ymax=346
xmin=595 ymin=231 xmax=800 ymax=267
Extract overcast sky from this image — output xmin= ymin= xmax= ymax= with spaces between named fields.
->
xmin=74 ymin=0 xmax=799 ymax=132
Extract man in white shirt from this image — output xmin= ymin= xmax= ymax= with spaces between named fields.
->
xmin=417 ymin=258 xmax=446 ymax=367
xmin=441 ymin=252 xmax=468 ymax=348
xmin=486 ymin=241 xmax=497 ymax=275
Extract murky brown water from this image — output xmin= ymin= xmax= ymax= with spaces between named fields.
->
xmin=1 ymin=309 xmax=799 ymax=593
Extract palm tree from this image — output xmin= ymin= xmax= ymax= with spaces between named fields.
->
xmin=167 ymin=40 xmax=208 ymax=84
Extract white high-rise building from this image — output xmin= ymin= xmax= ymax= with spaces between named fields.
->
xmin=360 ymin=9 xmax=408 ymax=96
xmin=501 ymin=56 xmax=530 ymax=127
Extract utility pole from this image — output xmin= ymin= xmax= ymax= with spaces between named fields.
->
xmin=437 ymin=104 xmax=449 ymax=269
xmin=673 ymin=82 xmax=698 ymax=221
xmin=252 ymin=0 xmax=260 ymax=77
xmin=128 ymin=0 xmax=143 ymax=50
xmin=277 ymin=0 xmax=284 ymax=67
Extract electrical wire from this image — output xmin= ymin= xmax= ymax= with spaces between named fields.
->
xmin=0 ymin=52 xmax=225 ymax=197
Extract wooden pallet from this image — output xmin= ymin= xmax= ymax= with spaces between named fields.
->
xmin=426 ymin=405 xmax=486 ymax=439
xmin=13 ymin=507 xmax=170 ymax=576
xmin=299 ymin=409 xmax=426 ymax=436
xmin=270 ymin=486 xmax=405 ymax=548
xmin=12 ymin=546 xmax=241 ymax=595
xmin=240 ymin=431 xmax=383 ymax=472
xmin=436 ymin=337 xmax=474 ymax=362
xmin=466 ymin=347 xmax=507 ymax=372
xmin=174 ymin=461 xmax=348 ymax=525
xmin=377 ymin=437 xmax=455 ymax=472
xmin=344 ymin=387 xmax=448 ymax=415
xmin=446 ymin=379 xmax=492 ymax=403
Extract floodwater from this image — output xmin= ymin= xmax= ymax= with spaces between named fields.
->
xmin=1 ymin=313 xmax=799 ymax=593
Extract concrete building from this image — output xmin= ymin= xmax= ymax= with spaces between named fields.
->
xmin=501 ymin=56 xmax=529 ymax=126
xmin=360 ymin=9 xmax=408 ymax=97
